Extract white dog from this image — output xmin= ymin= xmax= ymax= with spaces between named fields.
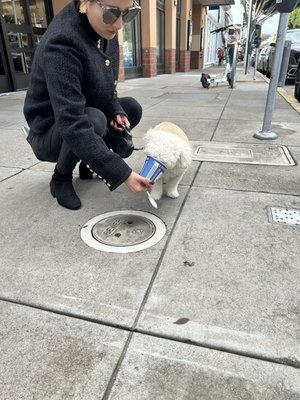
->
xmin=143 ymin=122 xmax=192 ymax=201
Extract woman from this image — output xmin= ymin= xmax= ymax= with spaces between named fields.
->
xmin=23 ymin=0 xmax=153 ymax=210
xmin=216 ymin=47 xmax=224 ymax=66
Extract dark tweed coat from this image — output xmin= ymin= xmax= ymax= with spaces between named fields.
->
xmin=24 ymin=0 xmax=132 ymax=190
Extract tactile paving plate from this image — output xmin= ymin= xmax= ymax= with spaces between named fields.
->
xmin=267 ymin=207 xmax=300 ymax=227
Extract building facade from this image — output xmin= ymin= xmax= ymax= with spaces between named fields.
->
xmin=204 ymin=5 xmax=229 ymax=65
xmin=0 ymin=0 xmax=233 ymax=93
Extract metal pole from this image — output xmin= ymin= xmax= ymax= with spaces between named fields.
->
xmin=254 ymin=12 xmax=289 ymax=140
xmin=244 ymin=0 xmax=253 ymax=74
xmin=278 ymin=40 xmax=292 ymax=87
xmin=253 ymin=48 xmax=259 ymax=80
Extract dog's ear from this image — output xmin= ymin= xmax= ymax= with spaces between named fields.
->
xmin=180 ymin=149 xmax=192 ymax=168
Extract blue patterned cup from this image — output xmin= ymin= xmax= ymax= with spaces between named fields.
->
xmin=140 ymin=156 xmax=167 ymax=182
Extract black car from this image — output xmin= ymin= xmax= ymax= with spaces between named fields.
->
xmin=295 ymin=60 xmax=300 ymax=101
xmin=267 ymin=29 xmax=300 ymax=81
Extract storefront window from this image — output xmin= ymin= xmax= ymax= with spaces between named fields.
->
xmin=123 ymin=1 xmax=141 ymax=78
xmin=0 ymin=54 xmax=5 ymax=75
xmin=156 ymin=0 xmax=165 ymax=70
xmin=29 ymin=0 xmax=47 ymax=28
xmin=1 ymin=0 xmax=26 ymax=24
xmin=8 ymin=32 xmax=29 ymax=48
xmin=123 ymin=22 xmax=134 ymax=68
xmin=11 ymin=51 xmax=32 ymax=73
xmin=157 ymin=0 xmax=165 ymax=9
xmin=176 ymin=0 xmax=181 ymax=16
xmin=176 ymin=0 xmax=181 ymax=66
xmin=33 ymin=34 xmax=43 ymax=46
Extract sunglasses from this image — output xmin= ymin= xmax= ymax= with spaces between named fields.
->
xmin=96 ymin=1 xmax=141 ymax=24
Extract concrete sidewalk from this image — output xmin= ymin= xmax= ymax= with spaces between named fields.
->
xmin=0 ymin=67 xmax=299 ymax=399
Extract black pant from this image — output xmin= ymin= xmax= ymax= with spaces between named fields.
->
xmin=27 ymin=97 xmax=142 ymax=175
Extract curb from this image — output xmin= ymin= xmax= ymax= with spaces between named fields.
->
xmin=259 ymin=72 xmax=300 ymax=114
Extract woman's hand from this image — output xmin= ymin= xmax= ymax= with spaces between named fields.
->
xmin=125 ymin=172 xmax=154 ymax=193
xmin=110 ymin=114 xmax=130 ymax=132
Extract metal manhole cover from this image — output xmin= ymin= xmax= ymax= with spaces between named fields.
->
xmin=267 ymin=207 xmax=300 ymax=227
xmin=195 ymin=145 xmax=253 ymax=160
xmin=191 ymin=141 xmax=295 ymax=166
xmin=81 ymin=211 xmax=166 ymax=253
xmin=92 ymin=215 xmax=156 ymax=247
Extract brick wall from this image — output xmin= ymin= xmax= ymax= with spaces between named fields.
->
xmin=142 ymin=47 xmax=157 ymax=77
xmin=190 ymin=50 xmax=204 ymax=70
xmin=179 ymin=50 xmax=191 ymax=72
xmin=165 ymin=49 xmax=176 ymax=74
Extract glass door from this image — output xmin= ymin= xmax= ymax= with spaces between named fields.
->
xmin=156 ymin=0 xmax=165 ymax=74
xmin=0 ymin=0 xmax=51 ymax=90
xmin=176 ymin=0 xmax=181 ymax=70
xmin=123 ymin=4 xmax=142 ymax=79
xmin=0 ymin=27 xmax=12 ymax=92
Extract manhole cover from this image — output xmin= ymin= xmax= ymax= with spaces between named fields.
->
xmin=92 ymin=215 xmax=156 ymax=247
xmin=191 ymin=141 xmax=295 ymax=166
xmin=267 ymin=207 xmax=300 ymax=227
xmin=195 ymin=145 xmax=253 ymax=160
xmin=81 ymin=211 xmax=166 ymax=253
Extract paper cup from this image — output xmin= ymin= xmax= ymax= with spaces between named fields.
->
xmin=140 ymin=156 xmax=167 ymax=182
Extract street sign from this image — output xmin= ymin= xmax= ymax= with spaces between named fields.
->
xmin=253 ymin=24 xmax=262 ymax=48
xmin=276 ymin=0 xmax=299 ymax=13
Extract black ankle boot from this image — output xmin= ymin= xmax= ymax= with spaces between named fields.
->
xmin=50 ymin=169 xmax=81 ymax=210
xmin=79 ymin=162 xmax=93 ymax=180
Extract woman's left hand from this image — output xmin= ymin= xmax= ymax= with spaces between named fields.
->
xmin=110 ymin=114 xmax=130 ymax=132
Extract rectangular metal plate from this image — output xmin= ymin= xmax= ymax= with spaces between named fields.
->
xmin=191 ymin=141 xmax=295 ymax=166
xmin=195 ymin=145 xmax=253 ymax=160
xmin=267 ymin=207 xmax=300 ymax=227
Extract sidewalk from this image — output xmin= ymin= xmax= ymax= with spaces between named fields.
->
xmin=0 ymin=67 xmax=299 ymax=399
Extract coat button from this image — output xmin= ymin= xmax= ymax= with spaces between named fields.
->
xmin=105 ymin=59 xmax=110 ymax=67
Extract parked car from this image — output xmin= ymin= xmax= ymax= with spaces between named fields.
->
xmin=257 ymin=46 xmax=272 ymax=74
xmin=251 ymin=48 xmax=261 ymax=67
xmin=267 ymin=29 xmax=300 ymax=81
xmin=295 ymin=60 xmax=300 ymax=102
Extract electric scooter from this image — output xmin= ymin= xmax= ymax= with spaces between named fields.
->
xmin=201 ymin=25 xmax=238 ymax=89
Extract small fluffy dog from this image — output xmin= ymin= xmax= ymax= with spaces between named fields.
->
xmin=143 ymin=122 xmax=192 ymax=201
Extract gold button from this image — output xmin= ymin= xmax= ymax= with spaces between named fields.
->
xmin=105 ymin=59 xmax=110 ymax=67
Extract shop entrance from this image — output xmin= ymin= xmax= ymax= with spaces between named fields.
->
xmin=0 ymin=0 xmax=52 ymax=92
xmin=156 ymin=0 xmax=165 ymax=74
xmin=0 ymin=27 xmax=11 ymax=92
xmin=123 ymin=1 xmax=142 ymax=79
xmin=176 ymin=0 xmax=181 ymax=70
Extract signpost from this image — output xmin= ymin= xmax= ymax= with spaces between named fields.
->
xmin=244 ymin=0 xmax=254 ymax=74
xmin=253 ymin=23 xmax=262 ymax=80
xmin=254 ymin=0 xmax=299 ymax=140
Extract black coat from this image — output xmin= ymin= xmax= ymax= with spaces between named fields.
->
xmin=24 ymin=0 xmax=132 ymax=191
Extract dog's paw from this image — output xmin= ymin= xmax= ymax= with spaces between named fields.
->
xmin=166 ymin=190 xmax=179 ymax=199
xmin=151 ymin=192 xmax=162 ymax=201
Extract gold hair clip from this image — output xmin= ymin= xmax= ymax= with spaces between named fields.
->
xmin=79 ymin=1 xmax=88 ymax=14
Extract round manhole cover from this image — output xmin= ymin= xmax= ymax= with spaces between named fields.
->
xmin=81 ymin=211 xmax=166 ymax=253
xmin=92 ymin=215 xmax=156 ymax=247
